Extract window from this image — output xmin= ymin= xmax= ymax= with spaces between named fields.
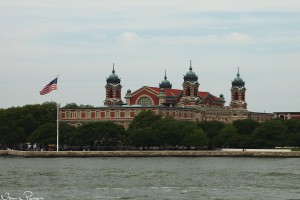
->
xmin=66 ymin=111 xmax=70 ymax=119
xmin=115 ymin=110 xmax=120 ymax=118
xmin=71 ymin=112 xmax=77 ymax=119
xmin=86 ymin=111 xmax=91 ymax=119
xmin=137 ymin=97 xmax=152 ymax=106
xmin=105 ymin=111 xmax=110 ymax=118
xmin=235 ymin=92 xmax=239 ymax=100
xmin=77 ymin=111 xmax=81 ymax=119
xmin=194 ymin=88 xmax=197 ymax=97
xmin=125 ymin=110 xmax=130 ymax=117
xmin=96 ymin=111 xmax=100 ymax=118
xmin=187 ymin=87 xmax=190 ymax=96
xmin=135 ymin=110 xmax=141 ymax=116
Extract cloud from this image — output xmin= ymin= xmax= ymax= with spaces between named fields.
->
xmin=146 ymin=32 xmax=256 ymax=46
xmin=121 ymin=32 xmax=138 ymax=41
xmin=1 ymin=0 xmax=300 ymax=111
xmin=223 ymin=32 xmax=255 ymax=45
xmin=20 ymin=0 xmax=299 ymax=12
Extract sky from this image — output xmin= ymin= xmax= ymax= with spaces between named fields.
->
xmin=1 ymin=0 xmax=300 ymax=112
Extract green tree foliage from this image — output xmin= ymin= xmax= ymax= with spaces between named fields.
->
xmin=74 ymin=122 xmax=125 ymax=149
xmin=283 ymin=119 xmax=300 ymax=147
xmin=231 ymin=119 xmax=260 ymax=148
xmin=0 ymin=102 xmax=57 ymax=148
xmin=284 ymin=119 xmax=300 ymax=135
xmin=182 ymin=129 xmax=209 ymax=149
xmin=128 ymin=110 xmax=161 ymax=130
xmin=127 ymin=110 xmax=161 ymax=148
xmin=233 ymin=119 xmax=260 ymax=135
xmin=150 ymin=119 xmax=190 ymax=148
xmin=128 ymin=129 xmax=155 ymax=149
xmin=128 ymin=111 xmax=209 ymax=149
xmin=62 ymin=103 xmax=80 ymax=109
xmin=28 ymin=123 xmax=57 ymax=147
xmin=59 ymin=123 xmax=77 ymax=146
xmin=1 ymin=102 xmax=300 ymax=150
xmin=62 ymin=103 xmax=94 ymax=109
xmin=215 ymin=124 xmax=238 ymax=148
xmin=28 ymin=122 xmax=78 ymax=149
xmin=253 ymin=120 xmax=288 ymax=148
xmin=197 ymin=121 xmax=226 ymax=149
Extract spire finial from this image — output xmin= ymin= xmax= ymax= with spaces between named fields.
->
xmin=189 ymin=60 xmax=192 ymax=71
xmin=164 ymin=70 xmax=167 ymax=80
xmin=112 ymin=63 xmax=115 ymax=74
xmin=237 ymin=66 xmax=240 ymax=77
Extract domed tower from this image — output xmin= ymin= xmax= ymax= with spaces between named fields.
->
xmin=104 ymin=63 xmax=123 ymax=106
xmin=180 ymin=60 xmax=200 ymax=106
xmin=159 ymin=70 xmax=172 ymax=89
xmin=230 ymin=67 xmax=247 ymax=109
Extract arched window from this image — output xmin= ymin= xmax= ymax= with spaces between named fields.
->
xmin=234 ymin=92 xmax=238 ymax=100
xmin=137 ymin=97 xmax=152 ymax=106
xmin=187 ymin=87 xmax=190 ymax=96
xmin=109 ymin=89 xmax=113 ymax=98
xmin=194 ymin=88 xmax=198 ymax=97
xmin=242 ymin=93 xmax=245 ymax=101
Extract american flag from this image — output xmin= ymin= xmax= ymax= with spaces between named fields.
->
xmin=40 ymin=77 xmax=58 ymax=95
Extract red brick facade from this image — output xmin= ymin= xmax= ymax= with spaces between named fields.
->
xmin=60 ymin=63 xmax=278 ymax=128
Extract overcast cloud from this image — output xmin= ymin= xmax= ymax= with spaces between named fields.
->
xmin=1 ymin=0 xmax=300 ymax=112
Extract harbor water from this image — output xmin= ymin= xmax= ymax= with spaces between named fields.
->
xmin=0 ymin=157 xmax=299 ymax=199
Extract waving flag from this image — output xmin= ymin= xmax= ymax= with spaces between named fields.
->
xmin=40 ymin=77 xmax=58 ymax=95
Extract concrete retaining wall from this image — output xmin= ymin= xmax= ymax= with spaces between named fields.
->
xmin=0 ymin=150 xmax=8 ymax=155
xmin=221 ymin=148 xmax=292 ymax=152
xmin=0 ymin=150 xmax=300 ymax=158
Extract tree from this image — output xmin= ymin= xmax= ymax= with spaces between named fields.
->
xmin=253 ymin=120 xmax=288 ymax=148
xmin=215 ymin=124 xmax=238 ymax=148
xmin=182 ymin=129 xmax=208 ymax=149
xmin=0 ymin=103 xmax=57 ymax=149
xmin=62 ymin=103 xmax=95 ymax=109
xmin=284 ymin=119 xmax=300 ymax=147
xmin=127 ymin=110 xmax=161 ymax=147
xmin=150 ymin=119 xmax=202 ymax=149
xmin=28 ymin=123 xmax=57 ymax=148
xmin=128 ymin=129 xmax=155 ymax=149
xmin=128 ymin=110 xmax=161 ymax=130
xmin=74 ymin=122 xmax=125 ymax=149
xmin=233 ymin=119 xmax=260 ymax=135
xmin=232 ymin=119 xmax=261 ymax=148
xmin=62 ymin=103 xmax=79 ymax=109
xmin=197 ymin=121 xmax=226 ymax=149
xmin=59 ymin=123 xmax=77 ymax=147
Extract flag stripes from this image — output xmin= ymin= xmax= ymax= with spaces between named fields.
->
xmin=40 ymin=77 xmax=58 ymax=95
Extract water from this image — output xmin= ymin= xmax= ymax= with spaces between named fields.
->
xmin=0 ymin=157 xmax=299 ymax=200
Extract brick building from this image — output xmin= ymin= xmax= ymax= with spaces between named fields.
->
xmin=274 ymin=112 xmax=300 ymax=120
xmin=60 ymin=62 xmax=274 ymax=128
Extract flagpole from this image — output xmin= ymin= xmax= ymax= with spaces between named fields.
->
xmin=40 ymin=76 xmax=59 ymax=151
xmin=57 ymin=101 xmax=59 ymax=151
xmin=56 ymin=75 xmax=59 ymax=152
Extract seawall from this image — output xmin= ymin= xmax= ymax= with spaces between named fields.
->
xmin=1 ymin=150 xmax=300 ymax=158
